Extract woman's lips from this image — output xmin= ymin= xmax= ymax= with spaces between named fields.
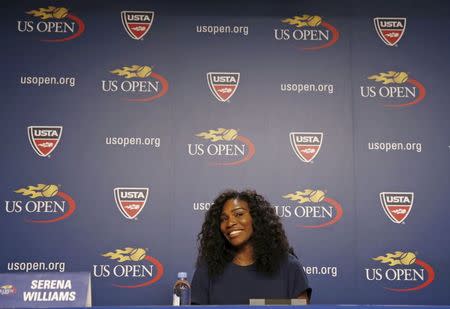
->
xmin=228 ymin=230 xmax=242 ymax=238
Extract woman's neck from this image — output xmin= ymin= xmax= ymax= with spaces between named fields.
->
xmin=232 ymin=243 xmax=255 ymax=266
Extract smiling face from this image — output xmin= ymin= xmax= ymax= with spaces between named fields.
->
xmin=220 ymin=198 xmax=254 ymax=248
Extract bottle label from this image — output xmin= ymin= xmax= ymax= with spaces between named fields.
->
xmin=173 ymin=294 xmax=180 ymax=306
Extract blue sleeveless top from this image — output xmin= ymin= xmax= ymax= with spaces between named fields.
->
xmin=191 ymin=254 xmax=311 ymax=304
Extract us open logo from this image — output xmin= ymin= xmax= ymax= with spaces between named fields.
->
xmin=101 ymin=65 xmax=169 ymax=102
xmin=188 ymin=128 xmax=255 ymax=166
xmin=113 ymin=188 xmax=149 ymax=220
xmin=4 ymin=184 xmax=76 ymax=223
xmin=0 ymin=285 xmax=17 ymax=296
xmin=17 ymin=6 xmax=85 ymax=42
xmin=207 ymin=72 xmax=240 ymax=102
xmin=276 ymin=189 xmax=343 ymax=228
xmin=365 ymin=251 xmax=435 ymax=292
xmin=93 ymin=247 xmax=164 ymax=288
xmin=374 ymin=17 xmax=406 ymax=46
xmin=28 ymin=126 xmax=62 ymax=158
xmin=380 ymin=192 xmax=414 ymax=224
xmin=274 ymin=14 xmax=339 ymax=50
xmin=121 ymin=11 xmax=154 ymax=40
xmin=360 ymin=71 xmax=426 ymax=108
xmin=289 ymin=132 xmax=323 ymax=163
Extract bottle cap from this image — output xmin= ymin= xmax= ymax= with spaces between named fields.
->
xmin=177 ymin=272 xmax=187 ymax=279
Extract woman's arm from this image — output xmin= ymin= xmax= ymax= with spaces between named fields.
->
xmin=297 ymin=290 xmax=310 ymax=304
xmin=191 ymin=262 xmax=210 ymax=305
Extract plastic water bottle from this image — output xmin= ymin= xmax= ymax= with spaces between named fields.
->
xmin=172 ymin=272 xmax=191 ymax=306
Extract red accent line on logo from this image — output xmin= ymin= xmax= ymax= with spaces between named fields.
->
xmin=113 ymin=255 xmax=165 ymax=288
xmin=125 ymin=73 xmax=169 ymax=102
xmin=301 ymin=22 xmax=339 ymax=51
xmin=299 ymin=197 xmax=343 ymax=229
xmin=41 ymin=14 xmax=85 ymax=42
xmin=208 ymin=135 xmax=255 ymax=166
xmin=26 ymin=191 xmax=76 ymax=224
xmin=385 ymin=259 xmax=435 ymax=292
xmin=384 ymin=79 xmax=426 ymax=108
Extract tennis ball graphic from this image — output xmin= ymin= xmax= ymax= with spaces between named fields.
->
xmin=310 ymin=190 xmax=325 ymax=203
xmin=136 ymin=66 xmax=152 ymax=78
xmin=42 ymin=185 xmax=58 ymax=197
xmin=400 ymin=252 xmax=416 ymax=265
xmin=130 ymin=248 xmax=146 ymax=261
xmin=393 ymin=72 xmax=408 ymax=84
xmin=222 ymin=129 xmax=238 ymax=141
xmin=52 ymin=8 xmax=68 ymax=19
xmin=307 ymin=15 xmax=322 ymax=27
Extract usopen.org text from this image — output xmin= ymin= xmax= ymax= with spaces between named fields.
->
xmin=303 ymin=265 xmax=338 ymax=278
xmin=368 ymin=141 xmax=422 ymax=153
xmin=196 ymin=24 xmax=249 ymax=36
xmin=7 ymin=261 xmax=66 ymax=273
xmin=105 ymin=136 xmax=161 ymax=148
xmin=281 ymin=82 xmax=334 ymax=94
xmin=20 ymin=75 xmax=76 ymax=87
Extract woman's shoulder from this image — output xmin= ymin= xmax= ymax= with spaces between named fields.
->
xmin=282 ymin=253 xmax=305 ymax=270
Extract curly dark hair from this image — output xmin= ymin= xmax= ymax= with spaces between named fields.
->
xmin=196 ymin=189 xmax=295 ymax=277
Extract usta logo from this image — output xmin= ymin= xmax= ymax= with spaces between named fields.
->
xmin=17 ymin=6 xmax=85 ymax=42
xmin=121 ymin=11 xmax=155 ymax=40
xmin=374 ymin=17 xmax=407 ymax=46
xmin=113 ymin=188 xmax=149 ymax=220
xmin=289 ymin=132 xmax=323 ymax=163
xmin=4 ymin=184 xmax=76 ymax=223
xmin=27 ymin=126 xmax=62 ymax=157
xmin=93 ymin=247 xmax=164 ymax=288
xmin=207 ymin=72 xmax=240 ymax=102
xmin=380 ymin=192 xmax=414 ymax=224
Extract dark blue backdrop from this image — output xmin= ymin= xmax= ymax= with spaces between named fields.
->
xmin=1 ymin=0 xmax=449 ymax=306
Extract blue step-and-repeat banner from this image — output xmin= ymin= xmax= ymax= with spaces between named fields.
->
xmin=1 ymin=0 xmax=449 ymax=306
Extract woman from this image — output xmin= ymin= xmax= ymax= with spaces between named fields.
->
xmin=191 ymin=189 xmax=311 ymax=304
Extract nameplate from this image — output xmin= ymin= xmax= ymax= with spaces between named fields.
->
xmin=0 ymin=272 xmax=91 ymax=308
xmin=250 ymin=299 xmax=307 ymax=305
